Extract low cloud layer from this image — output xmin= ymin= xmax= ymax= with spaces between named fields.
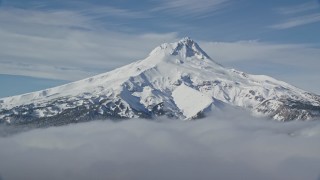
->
xmin=0 ymin=110 xmax=320 ymax=180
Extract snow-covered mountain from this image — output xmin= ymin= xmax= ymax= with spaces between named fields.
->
xmin=1 ymin=37 xmax=320 ymax=127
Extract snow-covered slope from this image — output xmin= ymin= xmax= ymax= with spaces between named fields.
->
xmin=1 ymin=37 xmax=320 ymax=126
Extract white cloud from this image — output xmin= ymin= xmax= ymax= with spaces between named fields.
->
xmin=2 ymin=0 xmax=149 ymax=20
xmin=271 ymin=1 xmax=320 ymax=29
xmin=0 ymin=8 xmax=91 ymax=28
xmin=0 ymin=7 xmax=319 ymax=94
xmin=275 ymin=1 xmax=319 ymax=15
xmin=77 ymin=5 xmax=149 ymax=19
xmin=0 ymin=8 xmax=178 ymax=81
xmin=270 ymin=13 xmax=320 ymax=29
xmin=200 ymin=40 xmax=320 ymax=94
xmin=151 ymin=0 xmax=230 ymax=17
xmin=201 ymin=40 xmax=320 ymax=67
xmin=0 ymin=111 xmax=320 ymax=180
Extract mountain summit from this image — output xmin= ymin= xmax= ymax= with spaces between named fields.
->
xmin=168 ymin=37 xmax=211 ymax=59
xmin=1 ymin=38 xmax=320 ymax=127
xmin=150 ymin=37 xmax=213 ymax=62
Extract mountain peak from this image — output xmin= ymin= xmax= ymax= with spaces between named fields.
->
xmin=178 ymin=36 xmax=194 ymax=45
xmin=172 ymin=37 xmax=211 ymax=60
xmin=150 ymin=37 xmax=211 ymax=60
xmin=1 ymin=35 xmax=320 ymax=126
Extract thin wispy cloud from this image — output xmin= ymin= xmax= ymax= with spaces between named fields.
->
xmin=2 ymin=0 xmax=149 ymax=20
xmin=77 ymin=6 xmax=149 ymax=19
xmin=270 ymin=13 xmax=320 ymax=29
xmin=0 ymin=1 xmax=319 ymax=94
xmin=271 ymin=1 xmax=320 ymax=29
xmin=152 ymin=0 xmax=230 ymax=18
xmin=0 ymin=8 xmax=91 ymax=29
xmin=1 ymin=6 xmax=320 ymax=94
xmin=61 ymin=1 xmax=150 ymax=20
xmin=275 ymin=1 xmax=319 ymax=15
xmin=0 ymin=8 xmax=178 ymax=80
xmin=201 ymin=40 xmax=320 ymax=93
xmin=202 ymin=40 xmax=320 ymax=67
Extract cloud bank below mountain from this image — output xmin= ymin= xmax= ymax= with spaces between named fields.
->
xmin=0 ymin=110 xmax=320 ymax=180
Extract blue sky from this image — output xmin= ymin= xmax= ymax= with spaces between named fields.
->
xmin=0 ymin=0 xmax=320 ymax=97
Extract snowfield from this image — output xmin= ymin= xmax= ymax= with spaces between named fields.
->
xmin=0 ymin=37 xmax=320 ymax=127
xmin=172 ymin=84 xmax=213 ymax=118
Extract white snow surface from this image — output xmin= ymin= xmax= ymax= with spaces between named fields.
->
xmin=0 ymin=37 xmax=319 ymax=120
xmin=172 ymin=84 xmax=213 ymax=119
